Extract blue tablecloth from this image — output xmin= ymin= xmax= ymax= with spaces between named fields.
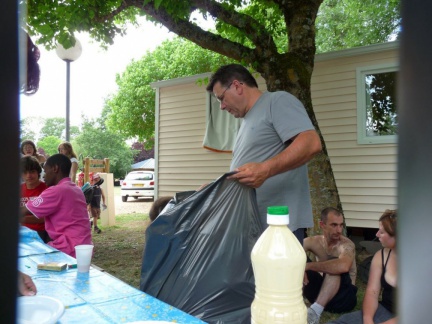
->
xmin=18 ymin=226 xmax=206 ymax=323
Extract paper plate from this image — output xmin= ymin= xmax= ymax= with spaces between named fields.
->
xmin=17 ymin=295 xmax=65 ymax=324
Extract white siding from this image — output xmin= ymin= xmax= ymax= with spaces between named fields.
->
xmin=153 ymin=43 xmax=399 ymax=228
xmin=311 ymin=46 xmax=398 ymax=228
xmin=155 ymin=78 xmax=232 ymax=197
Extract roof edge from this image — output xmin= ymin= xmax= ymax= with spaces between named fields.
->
xmin=151 ymin=41 xmax=399 ymax=88
xmin=151 ymin=72 xmax=212 ymax=89
xmin=314 ymin=41 xmax=399 ymax=62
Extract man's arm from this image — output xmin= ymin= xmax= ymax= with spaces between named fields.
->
xmin=20 ymin=205 xmax=43 ymax=223
xmin=101 ymin=188 xmax=106 ymax=205
xmin=20 ymin=206 xmax=28 ymax=218
xmin=228 ymin=130 xmax=321 ymax=188
xmin=305 ymin=240 xmax=355 ymax=275
xmin=21 ymin=214 xmax=44 ymax=224
xmin=303 ymin=236 xmax=318 ymax=254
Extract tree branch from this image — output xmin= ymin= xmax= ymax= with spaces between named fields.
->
xmin=190 ymin=0 xmax=278 ymax=54
xmin=273 ymin=0 xmax=323 ymax=61
xmin=138 ymin=1 xmax=259 ymax=63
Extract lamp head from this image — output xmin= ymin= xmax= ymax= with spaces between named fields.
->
xmin=56 ymin=38 xmax=82 ymax=62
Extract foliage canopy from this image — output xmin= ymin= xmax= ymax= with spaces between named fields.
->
xmin=37 ymin=136 xmax=62 ymax=156
xmin=315 ymin=0 xmax=400 ymax=53
xmin=74 ymin=117 xmax=134 ymax=178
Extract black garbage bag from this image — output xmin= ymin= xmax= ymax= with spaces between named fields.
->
xmin=140 ymin=173 xmax=263 ymax=324
xmin=358 ymin=255 xmax=374 ymax=284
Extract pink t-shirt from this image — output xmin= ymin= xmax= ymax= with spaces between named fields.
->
xmin=26 ymin=177 xmax=92 ymax=257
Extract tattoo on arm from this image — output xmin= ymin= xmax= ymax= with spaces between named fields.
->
xmin=340 ymin=242 xmax=355 ymax=260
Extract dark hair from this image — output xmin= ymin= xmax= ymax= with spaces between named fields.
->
xmin=149 ymin=196 xmax=172 ymax=222
xmin=45 ymin=154 xmax=72 ymax=177
xmin=206 ymin=64 xmax=259 ymax=92
xmin=21 ymin=140 xmax=38 ymax=156
xmin=21 ymin=156 xmax=42 ymax=177
xmin=21 ymin=31 xmax=40 ymax=95
xmin=379 ymin=209 xmax=397 ymax=237
xmin=321 ymin=207 xmax=342 ymax=223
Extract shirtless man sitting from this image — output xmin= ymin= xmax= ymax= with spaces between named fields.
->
xmin=303 ymin=207 xmax=358 ymax=324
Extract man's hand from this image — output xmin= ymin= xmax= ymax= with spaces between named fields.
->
xmin=303 ymin=272 xmax=309 ymax=286
xmin=227 ymin=162 xmax=270 ymax=188
xmin=18 ymin=271 xmax=37 ymax=296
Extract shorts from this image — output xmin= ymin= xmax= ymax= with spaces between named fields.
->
xmin=90 ymin=207 xmax=101 ymax=219
xmin=303 ymin=270 xmax=358 ymax=313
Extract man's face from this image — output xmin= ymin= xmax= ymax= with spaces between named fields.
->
xmin=320 ymin=212 xmax=344 ymax=243
xmin=43 ymin=163 xmax=56 ymax=187
xmin=213 ymin=80 xmax=246 ymax=118
xmin=22 ymin=170 xmax=39 ymax=187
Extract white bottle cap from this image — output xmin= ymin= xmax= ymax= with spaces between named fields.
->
xmin=267 ymin=206 xmax=289 ymax=225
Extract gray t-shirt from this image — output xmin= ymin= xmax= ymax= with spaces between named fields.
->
xmin=230 ymin=91 xmax=315 ymax=231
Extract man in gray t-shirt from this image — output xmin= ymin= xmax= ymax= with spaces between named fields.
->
xmin=206 ymin=64 xmax=322 ymax=243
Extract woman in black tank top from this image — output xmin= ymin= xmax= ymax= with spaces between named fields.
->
xmin=380 ymin=248 xmax=395 ymax=313
xmin=326 ymin=209 xmax=397 ymax=324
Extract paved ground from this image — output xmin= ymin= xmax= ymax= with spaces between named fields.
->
xmin=113 ymin=187 xmax=153 ymax=216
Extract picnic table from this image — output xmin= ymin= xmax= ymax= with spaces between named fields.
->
xmin=17 ymin=226 xmax=206 ymax=323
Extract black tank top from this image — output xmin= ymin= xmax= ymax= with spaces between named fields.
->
xmin=380 ymin=249 xmax=395 ymax=313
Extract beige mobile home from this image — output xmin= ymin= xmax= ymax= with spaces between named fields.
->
xmin=151 ymin=41 xmax=398 ymax=229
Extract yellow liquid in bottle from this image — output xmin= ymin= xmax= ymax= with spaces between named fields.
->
xmin=251 ymin=225 xmax=307 ymax=324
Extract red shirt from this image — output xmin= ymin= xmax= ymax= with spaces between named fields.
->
xmin=21 ymin=181 xmax=48 ymax=232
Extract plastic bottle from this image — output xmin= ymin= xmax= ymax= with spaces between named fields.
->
xmin=251 ymin=206 xmax=307 ymax=324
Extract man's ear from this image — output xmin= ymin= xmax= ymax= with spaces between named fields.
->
xmin=51 ymin=164 xmax=60 ymax=174
xmin=319 ymin=221 xmax=325 ymax=229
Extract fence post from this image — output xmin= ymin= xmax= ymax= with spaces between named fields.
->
xmin=104 ymin=158 xmax=110 ymax=173
xmin=84 ymin=157 xmax=90 ymax=183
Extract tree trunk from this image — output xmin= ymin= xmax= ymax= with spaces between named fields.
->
xmin=255 ymin=0 xmax=343 ymax=234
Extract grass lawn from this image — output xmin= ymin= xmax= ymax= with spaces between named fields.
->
xmin=92 ymin=213 xmax=150 ymax=289
xmin=92 ymin=211 xmax=368 ymax=323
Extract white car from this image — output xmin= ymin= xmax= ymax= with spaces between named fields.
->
xmin=121 ymin=171 xmax=155 ymax=202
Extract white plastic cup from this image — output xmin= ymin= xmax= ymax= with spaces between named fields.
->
xmin=75 ymin=244 xmax=94 ymax=272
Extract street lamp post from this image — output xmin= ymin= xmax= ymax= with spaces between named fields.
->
xmin=56 ymin=38 xmax=82 ymax=142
